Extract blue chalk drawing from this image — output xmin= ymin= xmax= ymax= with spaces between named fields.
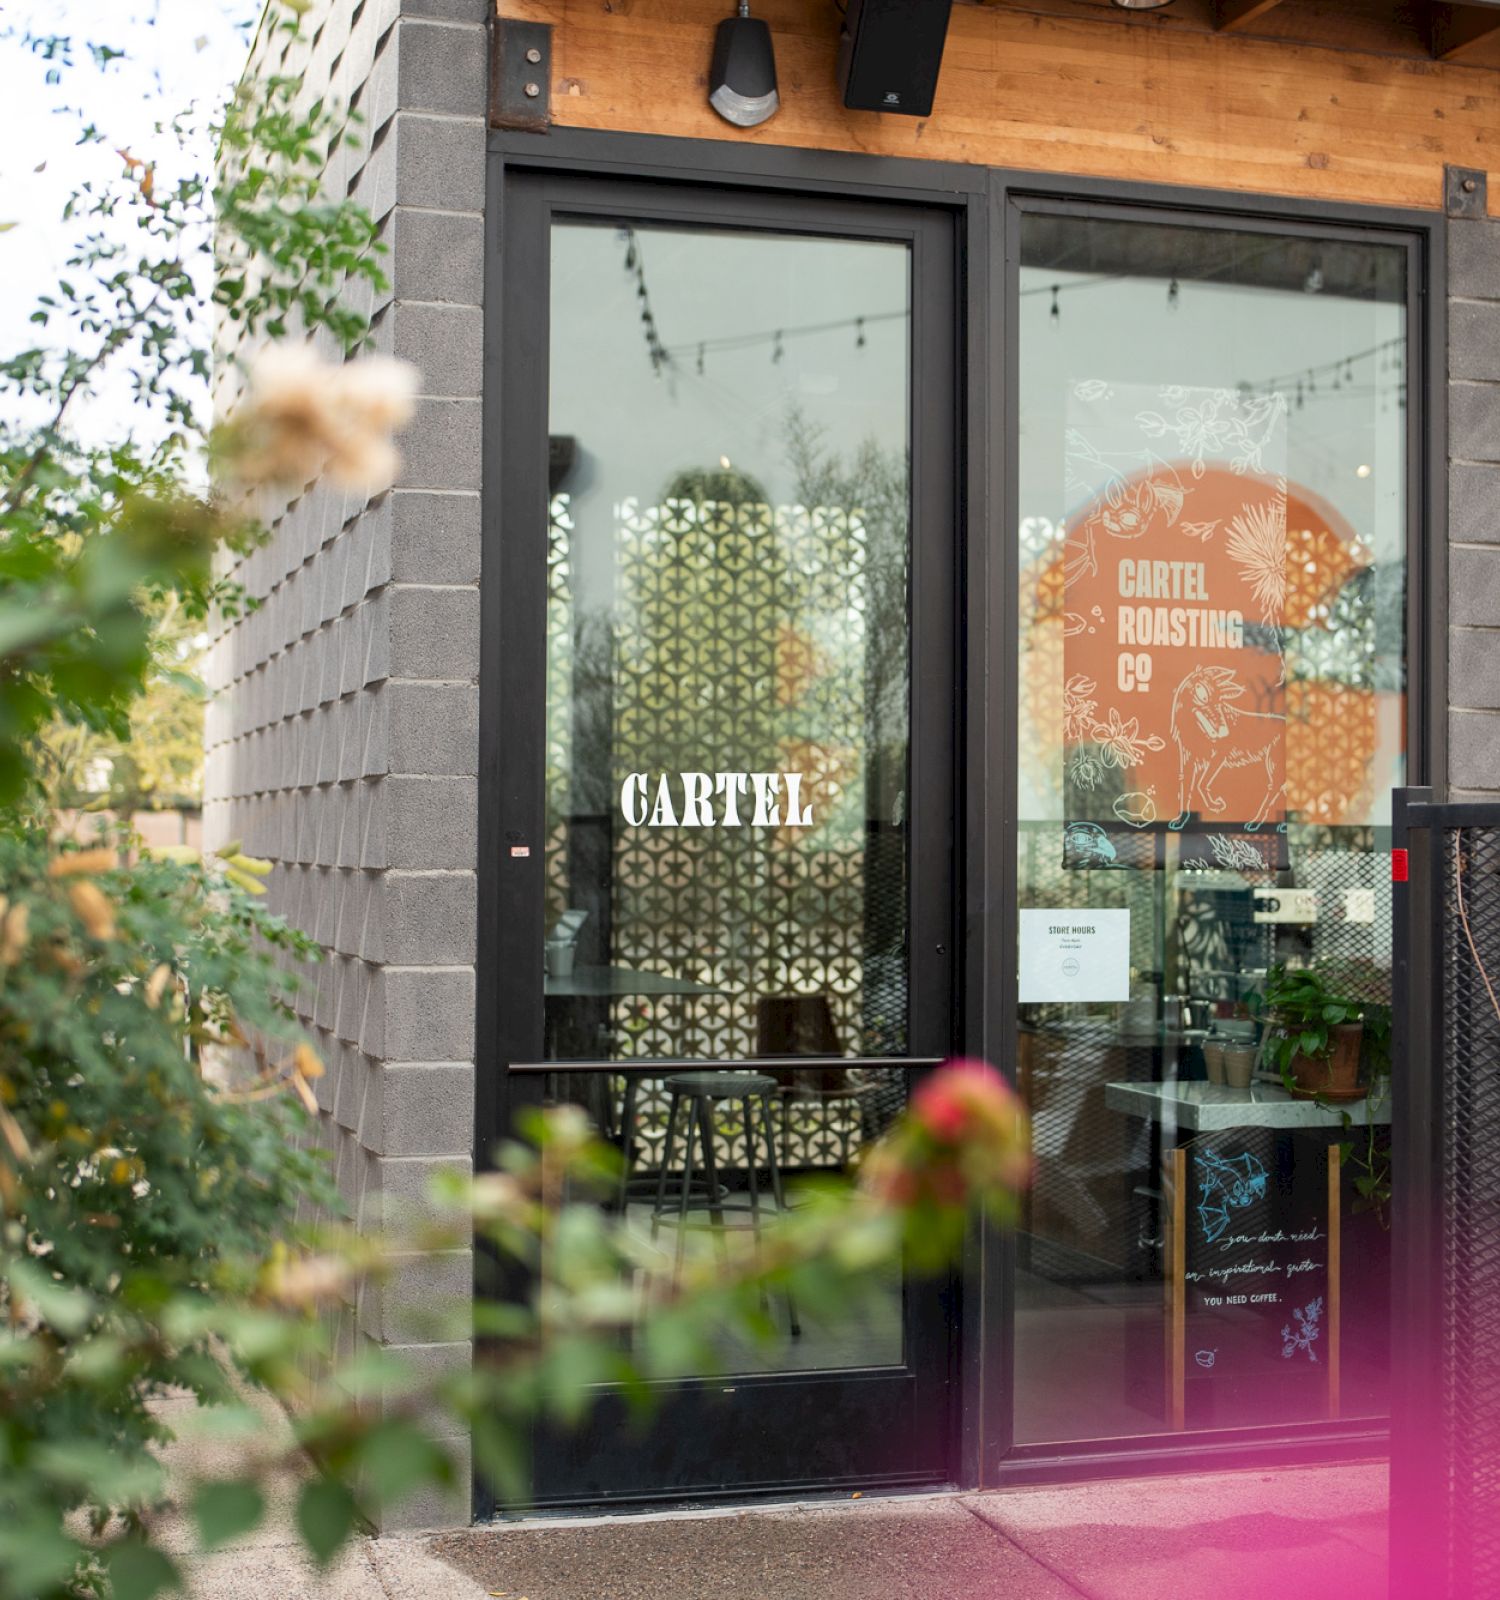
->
xmin=1063 ymin=821 xmax=1117 ymax=867
xmin=1194 ymin=1148 xmax=1269 ymax=1243
xmin=1194 ymin=1349 xmax=1217 ymax=1369
xmin=1282 ymin=1297 xmax=1323 ymax=1364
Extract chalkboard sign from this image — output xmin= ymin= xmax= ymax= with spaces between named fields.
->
xmin=1167 ymin=1129 xmax=1338 ymax=1430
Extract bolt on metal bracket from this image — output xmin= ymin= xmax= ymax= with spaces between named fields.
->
xmin=1446 ymin=164 xmax=1487 ymax=220
xmin=490 ymin=17 xmax=552 ymax=132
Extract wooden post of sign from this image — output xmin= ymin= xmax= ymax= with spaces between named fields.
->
xmin=1327 ymin=1142 xmax=1342 ymax=1419
xmin=1164 ymin=1145 xmax=1187 ymax=1432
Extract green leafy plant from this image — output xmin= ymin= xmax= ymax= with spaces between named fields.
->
xmin=0 ymin=830 xmax=334 ymax=1599
xmin=1256 ymin=963 xmax=1392 ymax=1223
xmin=1257 ymin=962 xmax=1366 ymax=1078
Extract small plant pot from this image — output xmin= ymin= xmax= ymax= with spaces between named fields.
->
xmin=1222 ymin=1044 xmax=1257 ymax=1090
xmin=1287 ymin=1021 xmax=1365 ymax=1101
xmin=1203 ymin=1040 xmax=1226 ymax=1085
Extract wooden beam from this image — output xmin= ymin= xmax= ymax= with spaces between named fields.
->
xmin=1214 ymin=0 xmax=1287 ymax=33
xmin=1431 ymin=2 xmax=1500 ymax=61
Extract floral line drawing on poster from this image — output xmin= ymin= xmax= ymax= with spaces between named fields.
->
xmin=1282 ymin=1297 xmax=1324 ymax=1364
xmin=1061 ymin=381 xmax=1290 ymax=862
xmin=1130 ymin=383 xmax=1287 ymax=482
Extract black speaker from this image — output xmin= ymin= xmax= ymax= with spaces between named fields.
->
xmin=837 ymin=0 xmax=954 ymax=118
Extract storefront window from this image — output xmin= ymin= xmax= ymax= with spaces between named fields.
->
xmin=1014 ymin=215 xmax=1406 ymax=1440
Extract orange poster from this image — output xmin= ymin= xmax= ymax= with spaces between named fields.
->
xmin=1061 ymin=383 xmax=1289 ymax=872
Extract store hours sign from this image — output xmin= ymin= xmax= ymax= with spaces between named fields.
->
xmin=1059 ymin=381 xmax=1291 ymax=873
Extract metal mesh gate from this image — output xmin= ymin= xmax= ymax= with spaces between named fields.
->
xmin=1391 ymin=788 xmax=1500 ymax=1597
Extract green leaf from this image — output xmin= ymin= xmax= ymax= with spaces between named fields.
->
xmin=34 ymin=1439 xmax=164 ymax=1505
xmin=105 ymin=1540 xmax=181 ymax=1600
xmin=0 ymin=1519 xmax=85 ymax=1594
xmin=7 ymin=1258 xmax=94 ymax=1336
xmin=296 ymin=1476 xmax=359 ymax=1567
xmin=353 ymin=1423 xmax=451 ymax=1509
xmin=192 ymin=1480 xmax=265 ymax=1551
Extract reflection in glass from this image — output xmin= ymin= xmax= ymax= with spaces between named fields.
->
xmin=541 ymin=1066 xmax=905 ymax=1375
xmin=540 ymin=220 xmax=913 ymax=1375
xmin=1014 ymin=218 xmax=1405 ymax=1442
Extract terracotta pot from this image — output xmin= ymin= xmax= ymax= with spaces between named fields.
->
xmin=1286 ymin=1021 xmax=1365 ymax=1101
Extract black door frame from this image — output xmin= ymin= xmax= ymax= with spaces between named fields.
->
xmin=478 ymin=125 xmax=1446 ymax=1512
xmin=482 ymin=164 xmax=963 ymax=1511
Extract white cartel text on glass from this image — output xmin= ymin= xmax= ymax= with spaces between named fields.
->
xmin=620 ymin=772 xmax=814 ymax=828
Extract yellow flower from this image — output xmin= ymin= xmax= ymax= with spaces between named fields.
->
xmin=68 ymin=881 xmax=116 ymax=941
xmin=292 ymin=1042 xmax=324 ymax=1080
xmin=144 ymin=963 xmax=172 ymax=1009
xmin=48 ymin=847 xmax=116 ymax=878
xmin=0 ymin=903 xmax=30 ymax=965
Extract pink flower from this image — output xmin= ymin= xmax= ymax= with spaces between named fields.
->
xmin=911 ymin=1059 xmax=1018 ymax=1144
xmin=861 ymin=1060 xmax=1032 ymax=1236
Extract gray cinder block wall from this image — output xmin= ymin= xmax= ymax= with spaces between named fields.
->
xmin=1450 ymin=215 xmax=1500 ymax=798
xmin=204 ymin=0 xmax=489 ymax=1529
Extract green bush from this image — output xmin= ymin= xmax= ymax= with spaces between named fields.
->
xmin=0 ymin=829 xmax=330 ymax=1598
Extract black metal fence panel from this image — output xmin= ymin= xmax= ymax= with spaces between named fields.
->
xmin=1391 ymin=788 xmax=1500 ymax=1598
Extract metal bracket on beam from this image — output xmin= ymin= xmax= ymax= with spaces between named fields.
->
xmin=490 ymin=18 xmax=552 ymax=132
xmin=1446 ymin=164 xmax=1487 ymax=220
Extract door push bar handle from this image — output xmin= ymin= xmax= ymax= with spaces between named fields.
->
xmin=507 ymin=1056 xmax=946 ymax=1076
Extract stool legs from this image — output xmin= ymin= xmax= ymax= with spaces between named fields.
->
xmin=742 ymin=1094 xmax=763 ymax=1239
xmin=673 ymin=1097 xmax=698 ymax=1275
xmin=691 ymin=1095 xmax=726 ymax=1265
xmin=615 ymin=1074 xmax=639 ymax=1214
xmin=647 ymin=1085 xmax=799 ymax=1337
xmin=651 ymin=1089 xmax=684 ymax=1243
xmin=761 ymin=1089 xmax=800 ymax=1337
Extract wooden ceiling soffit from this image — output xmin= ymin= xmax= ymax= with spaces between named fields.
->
xmin=1214 ymin=0 xmax=1287 ymax=33
xmin=1431 ymin=1 xmax=1500 ymax=60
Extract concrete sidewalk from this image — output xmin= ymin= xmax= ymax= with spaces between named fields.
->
xmin=182 ymin=1459 xmax=1387 ymax=1598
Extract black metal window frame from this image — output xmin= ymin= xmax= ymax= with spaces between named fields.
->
xmin=478 ymin=124 xmax=1446 ymax=1500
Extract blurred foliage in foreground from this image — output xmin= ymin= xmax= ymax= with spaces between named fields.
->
xmin=0 ymin=8 xmax=1032 ymax=1600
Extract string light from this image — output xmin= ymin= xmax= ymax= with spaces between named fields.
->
xmin=620 ymin=226 xmax=672 ymax=376
xmin=1241 ymin=335 xmax=1405 ymax=404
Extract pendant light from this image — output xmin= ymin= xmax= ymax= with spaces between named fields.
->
xmin=709 ymin=2 xmax=780 ymax=128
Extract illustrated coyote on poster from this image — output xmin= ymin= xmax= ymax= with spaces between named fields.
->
xmin=1060 ymin=381 xmax=1289 ymax=870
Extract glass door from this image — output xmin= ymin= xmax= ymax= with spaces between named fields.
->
xmin=491 ymin=175 xmax=958 ymax=1504
xmin=1009 ymin=206 xmax=1411 ymax=1448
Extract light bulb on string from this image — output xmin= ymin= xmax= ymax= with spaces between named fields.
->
xmin=855 ymin=316 xmax=866 ymax=350
xmin=1167 ymin=276 xmax=1180 ymax=310
xmin=1050 ymin=286 xmax=1060 ymax=325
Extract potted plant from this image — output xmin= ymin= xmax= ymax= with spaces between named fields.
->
xmin=1258 ymin=963 xmax=1369 ymax=1102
